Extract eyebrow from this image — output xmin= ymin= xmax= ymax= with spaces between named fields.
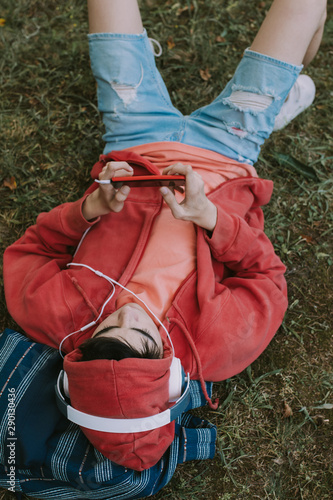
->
xmin=94 ymin=325 xmax=159 ymax=348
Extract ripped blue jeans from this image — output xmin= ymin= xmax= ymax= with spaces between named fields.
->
xmin=88 ymin=29 xmax=302 ymax=164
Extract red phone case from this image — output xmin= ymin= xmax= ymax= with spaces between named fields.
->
xmin=111 ymin=175 xmax=186 ymax=188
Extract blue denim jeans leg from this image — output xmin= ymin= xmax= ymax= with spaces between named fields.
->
xmin=88 ymin=30 xmax=302 ymax=164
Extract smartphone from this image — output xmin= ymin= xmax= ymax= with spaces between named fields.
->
xmin=111 ymin=175 xmax=186 ymax=189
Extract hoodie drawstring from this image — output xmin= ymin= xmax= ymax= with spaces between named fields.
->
xmin=170 ymin=318 xmax=219 ymax=411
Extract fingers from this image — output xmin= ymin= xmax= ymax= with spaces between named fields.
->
xmin=110 ymin=184 xmax=131 ymax=213
xmin=160 ymin=163 xmax=189 ymax=218
xmin=89 ymin=162 xmax=133 ymax=217
xmin=162 ymin=163 xmax=193 ymax=178
xmin=98 ymin=162 xmax=132 ymax=211
xmin=160 ymin=163 xmax=216 ymax=230
xmin=162 ymin=163 xmax=204 ymax=193
xmin=160 ymin=186 xmax=183 ymax=219
xmin=99 ymin=161 xmax=133 ymax=181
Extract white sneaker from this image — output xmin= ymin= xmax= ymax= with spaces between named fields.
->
xmin=273 ymin=75 xmax=316 ymax=131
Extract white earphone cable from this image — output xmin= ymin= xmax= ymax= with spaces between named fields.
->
xmin=72 ymin=227 xmax=92 ymax=259
xmin=59 ymin=262 xmax=175 ymax=357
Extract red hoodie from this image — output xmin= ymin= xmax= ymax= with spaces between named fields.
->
xmin=3 ymin=150 xmax=288 ymax=470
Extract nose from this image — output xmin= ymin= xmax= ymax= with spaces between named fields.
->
xmin=118 ymin=306 xmax=138 ymax=327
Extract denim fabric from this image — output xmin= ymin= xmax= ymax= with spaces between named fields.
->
xmin=88 ymin=29 xmax=302 ymax=164
xmin=0 ymin=329 xmax=216 ymax=499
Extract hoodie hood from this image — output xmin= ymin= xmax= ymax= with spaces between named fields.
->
xmin=63 ymin=341 xmax=175 ymax=471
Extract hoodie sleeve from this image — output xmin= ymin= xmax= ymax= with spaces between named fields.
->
xmin=187 ymin=201 xmax=288 ymax=382
xmin=3 ymin=197 xmax=99 ymax=348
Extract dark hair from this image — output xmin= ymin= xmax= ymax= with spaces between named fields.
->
xmin=78 ymin=336 xmax=161 ymax=362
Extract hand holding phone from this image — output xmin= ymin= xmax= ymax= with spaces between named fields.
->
xmin=95 ymin=174 xmax=185 ymax=194
xmin=84 ymin=162 xmax=133 ymax=220
xmin=159 ymin=163 xmax=217 ymax=232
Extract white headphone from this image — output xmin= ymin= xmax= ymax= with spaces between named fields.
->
xmin=55 ymin=358 xmax=190 ymax=433
xmin=55 ymin=259 xmax=191 ymax=433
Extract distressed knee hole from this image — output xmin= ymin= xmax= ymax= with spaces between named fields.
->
xmin=227 ymin=90 xmax=274 ymax=113
xmin=110 ymin=83 xmax=138 ymax=106
xmin=110 ymin=64 xmax=144 ymax=106
xmin=230 ymin=126 xmax=249 ymax=138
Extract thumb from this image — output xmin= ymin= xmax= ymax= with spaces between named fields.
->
xmin=160 ymin=187 xmax=182 ymax=218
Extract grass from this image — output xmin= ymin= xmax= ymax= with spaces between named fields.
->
xmin=0 ymin=0 xmax=332 ymax=499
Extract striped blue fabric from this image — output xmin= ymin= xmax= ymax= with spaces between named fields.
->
xmin=0 ymin=329 xmax=216 ymax=499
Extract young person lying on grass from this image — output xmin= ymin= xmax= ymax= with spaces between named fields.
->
xmin=3 ymin=0 xmax=326 ymax=472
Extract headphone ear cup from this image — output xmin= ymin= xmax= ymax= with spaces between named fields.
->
xmin=62 ymin=371 xmax=70 ymax=398
xmin=168 ymin=357 xmax=185 ymax=402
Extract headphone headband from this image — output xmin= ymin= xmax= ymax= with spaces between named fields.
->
xmin=55 ymin=370 xmax=191 ymax=433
